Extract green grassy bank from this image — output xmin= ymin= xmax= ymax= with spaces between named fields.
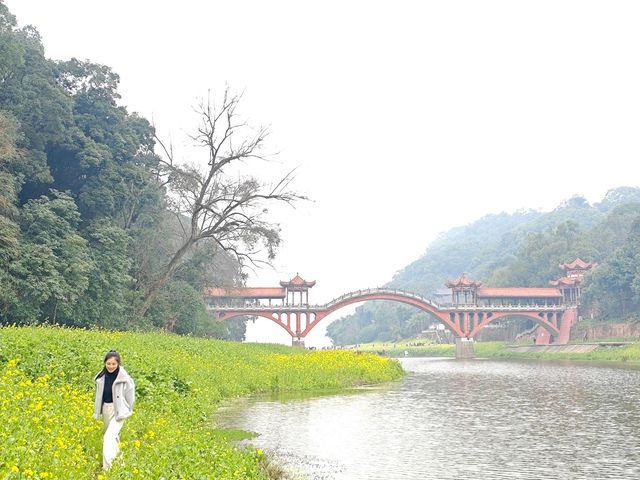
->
xmin=353 ymin=338 xmax=640 ymax=363
xmin=352 ymin=340 xmax=455 ymax=358
xmin=485 ymin=342 xmax=640 ymax=362
xmin=0 ymin=326 xmax=403 ymax=479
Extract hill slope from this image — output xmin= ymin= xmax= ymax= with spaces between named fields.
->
xmin=327 ymin=187 xmax=640 ymax=345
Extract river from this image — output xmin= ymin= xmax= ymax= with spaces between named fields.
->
xmin=218 ymin=358 xmax=640 ymax=479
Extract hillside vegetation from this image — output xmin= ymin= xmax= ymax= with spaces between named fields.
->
xmin=0 ymin=326 xmax=403 ymax=478
xmin=0 ymin=2 xmax=290 ymax=339
xmin=328 ymin=189 xmax=640 ymax=344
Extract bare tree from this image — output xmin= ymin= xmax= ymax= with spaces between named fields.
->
xmin=135 ymin=88 xmax=304 ymax=316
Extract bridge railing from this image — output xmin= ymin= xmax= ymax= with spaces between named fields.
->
xmin=207 ymin=304 xmax=567 ymax=312
xmin=323 ymin=287 xmax=443 ymax=310
xmin=206 ymin=287 xmax=442 ymax=311
xmin=209 ymin=288 xmax=562 ymax=312
xmin=206 ymin=287 xmax=569 ymax=312
xmin=445 ymin=305 xmax=565 ymax=311
xmin=207 ymin=291 xmax=568 ymax=312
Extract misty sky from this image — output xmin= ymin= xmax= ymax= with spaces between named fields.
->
xmin=5 ymin=0 xmax=640 ymax=346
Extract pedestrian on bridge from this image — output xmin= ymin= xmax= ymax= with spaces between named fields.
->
xmin=93 ymin=350 xmax=136 ymax=470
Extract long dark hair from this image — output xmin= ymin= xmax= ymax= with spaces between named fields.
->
xmin=96 ymin=350 xmax=122 ymax=378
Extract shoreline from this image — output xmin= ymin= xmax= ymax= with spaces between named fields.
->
xmin=352 ymin=339 xmax=640 ymax=363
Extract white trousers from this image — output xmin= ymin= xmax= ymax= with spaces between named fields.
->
xmin=102 ymin=403 xmax=125 ymax=470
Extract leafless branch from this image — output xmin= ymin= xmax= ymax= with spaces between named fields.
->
xmin=136 ymin=87 xmax=306 ymax=316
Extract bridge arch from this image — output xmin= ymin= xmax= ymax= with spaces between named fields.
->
xmin=214 ymin=312 xmax=297 ymax=338
xmin=468 ymin=311 xmax=560 ymax=339
xmin=300 ymin=290 xmax=463 ymax=337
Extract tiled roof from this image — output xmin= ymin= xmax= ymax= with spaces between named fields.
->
xmin=445 ymin=274 xmax=482 ymax=288
xmin=549 ymin=277 xmax=580 ymax=287
xmin=560 ymin=258 xmax=593 ymax=270
xmin=204 ymin=287 xmax=286 ymax=298
xmin=477 ymin=287 xmax=563 ymax=298
xmin=280 ymin=274 xmax=316 ymax=288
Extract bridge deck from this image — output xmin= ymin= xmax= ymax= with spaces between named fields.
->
xmin=207 ymin=304 xmax=566 ymax=312
xmin=207 ymin=287 xmax=565 ymax=313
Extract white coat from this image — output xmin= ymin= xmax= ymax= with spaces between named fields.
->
xmin=93 ymin=366 xmax=135 ymax=421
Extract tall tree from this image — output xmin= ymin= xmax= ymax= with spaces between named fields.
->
xmin=0 ymin=10 xmax=75 ymax=194
xmin=582 ymin=215 xmax=640 ymax=319
xmin=0 ymin=110 xmax=21 ymax=315
xmin=70 ymin=220 xmax=133 ymax=329
xmin=9 ymin=190 xmax=90 ymax=323
xmin=52 ymin=58 xmax=161 ymax=224
xmin=136 ymin=89 xmax=304 ymax=316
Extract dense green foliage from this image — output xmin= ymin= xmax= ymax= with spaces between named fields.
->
xmin=0 ymin=325 xmax=403 ymax=478
xmin=0 ymin=2 xmax=257 ymax=338
xmin=328 ymin=190 xmax=640 ymax=344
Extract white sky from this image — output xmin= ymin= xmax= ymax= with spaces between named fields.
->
xmin=6 ymin=0 xmax=640 ymax=346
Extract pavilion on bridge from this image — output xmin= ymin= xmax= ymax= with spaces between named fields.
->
xmin=549 ymin=258 xmax=595 ymax=304
xmin=445 ymin=258 xmax=595 ymax=307
xmin=204 ymin=274 xmax=316 ymax=307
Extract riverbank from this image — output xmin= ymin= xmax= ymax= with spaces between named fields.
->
xmin=0 ymin=326 xmax=403 ymax=479
xmin=492 ymin=341 xmax=640 ymax=362
xmin=353 ymin=338 xmax=640 ymax=362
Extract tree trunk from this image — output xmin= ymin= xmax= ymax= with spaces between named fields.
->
xmin=135 ymin=239 xmax=195 ymax=317
xmin=163 ymin=316 xmax=177 ymax=332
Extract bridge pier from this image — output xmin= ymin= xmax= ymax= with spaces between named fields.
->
xmin=292 ymin=338 xmax=305 ymax=348
xmin=455 ymin=338 xmax=475 ymax=359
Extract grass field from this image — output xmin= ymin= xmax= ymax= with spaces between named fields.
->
xmin=0 ymin=326 xmax=403 ymax=479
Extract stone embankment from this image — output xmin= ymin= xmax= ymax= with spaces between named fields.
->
xmin=570 ymin=321 xmax=640 ymax=341
xmin=475 ymin=320 xmax=640 ymax=343
xmin=506 ymin=343 xmax=630 ymax=354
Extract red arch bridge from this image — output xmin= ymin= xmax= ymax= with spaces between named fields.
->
xmin=207 ymin=287 xmax=578 ymax=359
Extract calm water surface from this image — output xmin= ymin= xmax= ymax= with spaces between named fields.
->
xmin=218 ymin=358 xmax=640 ymax=479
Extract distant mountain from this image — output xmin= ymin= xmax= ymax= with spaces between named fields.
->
xmin=326 ymin=186 xmax=640 ymax=345
xmin=595 ymin=186 xmax=640 ymax=212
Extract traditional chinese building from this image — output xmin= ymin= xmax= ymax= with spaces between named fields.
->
xmin=280 ymin=274 xmax=316 ymax=306
xmin=445 ymin=274 xmax=563 ymax=307
xmin=445 ymin=258 xmax=595 ymax=307
xmin=549 ymin=258 xmax=595 ymax=304
xmin=204 ymin=274 xmax=316 ymax=307
xmin=204 ymin=287 xmax=286 ymax=307
xmin=476 ymin=287 xmax=563 ymax=306
xmin=445 ymin=274 xmax=482 ymax=305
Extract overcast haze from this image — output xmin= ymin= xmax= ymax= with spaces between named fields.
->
xmin=5 ymin=0 xmax=640 ymax=346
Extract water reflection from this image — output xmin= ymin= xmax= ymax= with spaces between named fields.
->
xmin=218 ymin=358 xmax=640 ymax=479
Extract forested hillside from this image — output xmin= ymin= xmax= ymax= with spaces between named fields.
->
xmin=0 ymin=2 xmax=293 ymax=338
xmin=327 ymin=189 xmax=640 ymax=345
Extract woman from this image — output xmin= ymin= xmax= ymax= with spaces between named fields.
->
xmin=93 ymin=350 xmax=136 ymax=470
